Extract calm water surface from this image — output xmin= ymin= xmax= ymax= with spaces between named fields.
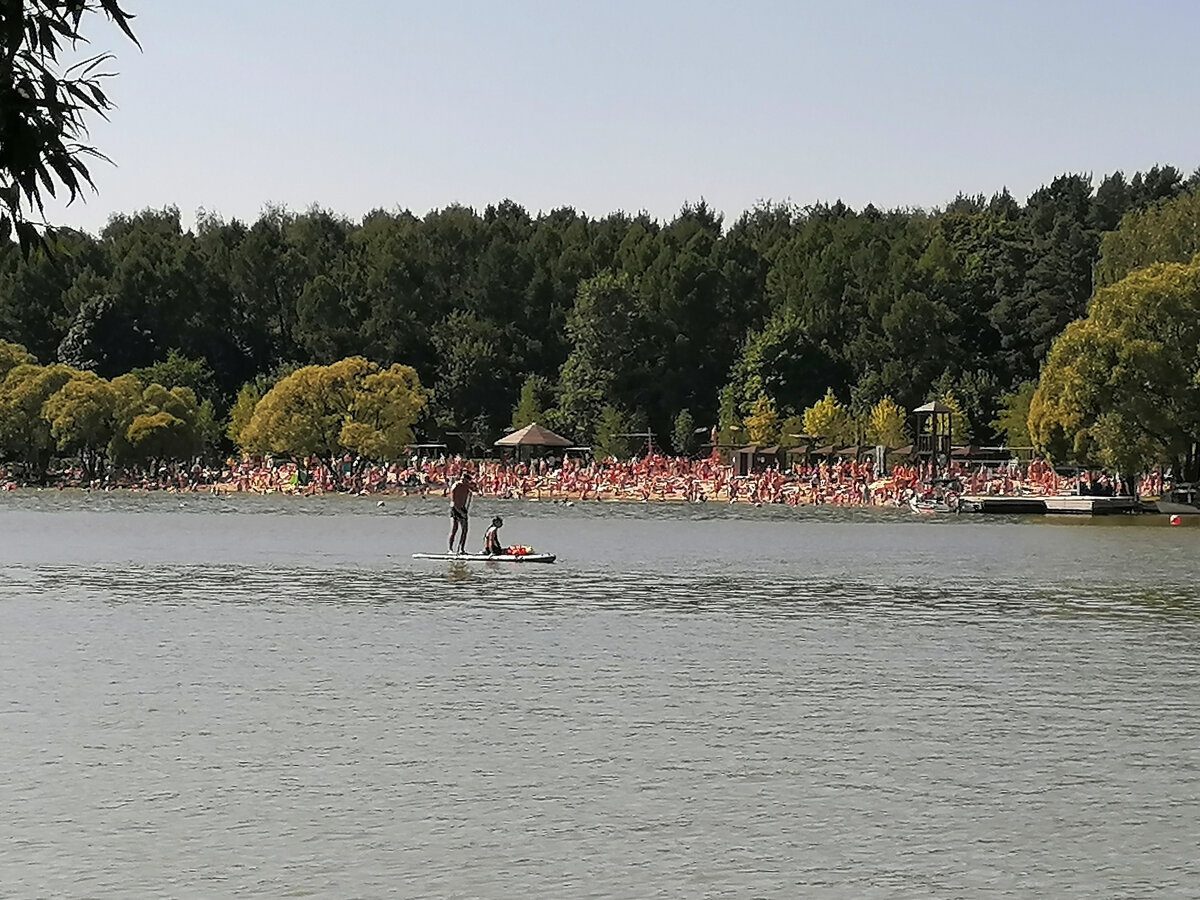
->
xmin=2 ymin=492 xmax=1199 ymax=898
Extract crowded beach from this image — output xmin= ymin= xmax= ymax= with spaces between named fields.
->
xmin=3 ymin=450 xmax=1156 ymax=508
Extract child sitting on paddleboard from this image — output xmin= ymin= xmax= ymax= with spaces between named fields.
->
xmin=483 ymin=516 xmax=535 ymax=556
xmin=483 ymin=516 xmax=505 ymax=555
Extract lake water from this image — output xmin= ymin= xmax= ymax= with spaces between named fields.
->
xmin=2 ymin=492 xmax=1198 ymax=898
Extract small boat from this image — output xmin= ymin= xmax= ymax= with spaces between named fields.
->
xmin=412 ymin=551 xmax=557 ymax=563
xmin=909 ymin=494 xmax=960 ymax=514
xmin=908 ymin=477 xmax=963 ymax=514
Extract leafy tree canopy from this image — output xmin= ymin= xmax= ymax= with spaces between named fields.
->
xmin=593 ymin=404 xmax=633 ymax=461
xmin=992 ymin=381 xmax=1036 ymax=449
xmin=130 ymin=349 xmax=217 ymax=403
xmin=1 ymin=165 xmax=1198 ymax=460
xmin=511 ymin=374 xmax=553 ymax=431
xmin=239 ymin=357 xmax=427 ymax=476
xmin=931 ymin=392 xmax=973 ymax=446
xmin=0 ymin=338 xmax=36 ymax=379
xmin=1096 ymin=188 xmax=1200 ymax=288
xmin=42 ymin=367 xmax=115 ymax=476
xmin=803 ymin=388 xmax=851 ymax=445
xmin=0 ymin=0 xmax=138 ymax=253
xmin=0 ymin=360 xmax=75 ymax=475
xmin=1030 ymin=256 xmax=1200 ymax=478
xmin=745 ymin=394 xmax=780 ymax=445
xmin=671 ymin=408 xmax=696 ymax=457
xmin=865 ymin=396 xmax=908 ymax=449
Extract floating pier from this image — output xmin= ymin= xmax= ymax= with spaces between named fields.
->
xmin=961 ymin=495 xmax=1141 ymax=515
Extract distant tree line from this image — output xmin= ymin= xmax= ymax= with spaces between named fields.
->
xmin=1 ymin=164 xmax=1199 ymax=473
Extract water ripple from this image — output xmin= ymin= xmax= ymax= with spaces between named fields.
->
xmin=3 ymin=497 xmax=1200 ymax=898
xmin=5 ymin=561 xmax=1200 ymax=626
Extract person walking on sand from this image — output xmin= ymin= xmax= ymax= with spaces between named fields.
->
xmin=448 ymin=472 xmax=475 ymax=554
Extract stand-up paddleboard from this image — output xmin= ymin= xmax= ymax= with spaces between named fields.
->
xmin=412 ymin=552 xmax=557 ymax=564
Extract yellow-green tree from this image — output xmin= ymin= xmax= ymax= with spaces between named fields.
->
xmin=107 ymin=374 xmax=146 ymax=461
xmin=745 ymin=394 xmax=780 ymax=445
xmin=0 ymin=340 xmax=36 ymax=381
xmin=511 ymin=375 xmax=553 ymax=431
xmin=227 ymin=381 xmax=264 ymax=446
xmin=779 ymin=414 xmax=807 ymax=450
xmin=128 ymin=384 xmax=202 ymax=464
xmin=991 ymin=381 xmax=1036 ymax=449
xmin=716 ymin=383 xmax=744 ymax=450
xmin=240 ymin=359 xmax=366 ymax=460
xmin=934 ymin=393 xmax=973 ymax=445
xmin=803 ymin=388 xmax=851 ymax=445
xmin=341 ymin=363 xmax=426 ymax=460
xmin=125 ymin=410 xmax=190 ymax=464
xmin=0 ymin=362 xmax=76 ymax=477
xmin=1030 ymin=256 xmax=1200 ymax=478
xmin=865 ymin=396 xmax=908 ymax=448
xmin=105 ymin=376 xmax=204 ymax=466
xmin=240 ymin=357 xmax=427 ymax=480
xmin=42 ymin=370 xmax=118 ymax=478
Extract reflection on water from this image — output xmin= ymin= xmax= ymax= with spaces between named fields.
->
xmin=2 ymin=493 xmax=1199 ymax=898
xmin=5 ymin=561 xmax=1200 ymax=624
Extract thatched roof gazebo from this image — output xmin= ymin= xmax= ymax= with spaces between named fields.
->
xmin=494 ymin=422 xmax=572 ymax=460
xmin=495 ymin=422 xmax=572 ymax=448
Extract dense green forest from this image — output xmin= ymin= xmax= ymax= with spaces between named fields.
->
xmin=1 ymin=165 xmax=1198 ymax=461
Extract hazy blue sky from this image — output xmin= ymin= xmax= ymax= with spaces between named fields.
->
xmin=47 ymin=0 xmax=1200 ymax=233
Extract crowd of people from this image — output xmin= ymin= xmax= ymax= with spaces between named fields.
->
xmin=0 ymin=451 xmax=1157 ymax=505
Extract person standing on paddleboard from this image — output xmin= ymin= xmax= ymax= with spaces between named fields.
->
xmin=448 ymin=472 xmax=474 ymax=554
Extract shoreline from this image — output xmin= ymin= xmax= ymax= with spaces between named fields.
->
xmin=3 ymin=465 xmax=1175 ymax=514
xmin=4 ymin=484 xmax=1190 ymax=522
xmin=1 ymin=481 xmax=894 ymax=508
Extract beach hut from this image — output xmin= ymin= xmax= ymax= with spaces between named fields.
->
xmin=732 ymin=445 xmax=784 ymax=476
xmin=756 ymin=446 xmax=783 ymax=469
xmin=785 ymin=443 xmax=810 ymax=468
xmin=732 ymin=445 xmax=757 ymax=476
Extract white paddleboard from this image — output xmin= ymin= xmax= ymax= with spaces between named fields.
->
xmin=412 ymin=552 xmax=557 ymax=564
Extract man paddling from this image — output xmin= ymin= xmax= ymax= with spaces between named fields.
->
xmin=448 ymin=472 xmax=474 ymax=554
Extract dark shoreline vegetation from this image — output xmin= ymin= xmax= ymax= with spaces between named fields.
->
xmin=3 ymin=165 xmax=1200 ymax=483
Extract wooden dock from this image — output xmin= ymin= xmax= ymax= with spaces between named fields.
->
xmin=961 ymin=495 xmax=1141 ymax=515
